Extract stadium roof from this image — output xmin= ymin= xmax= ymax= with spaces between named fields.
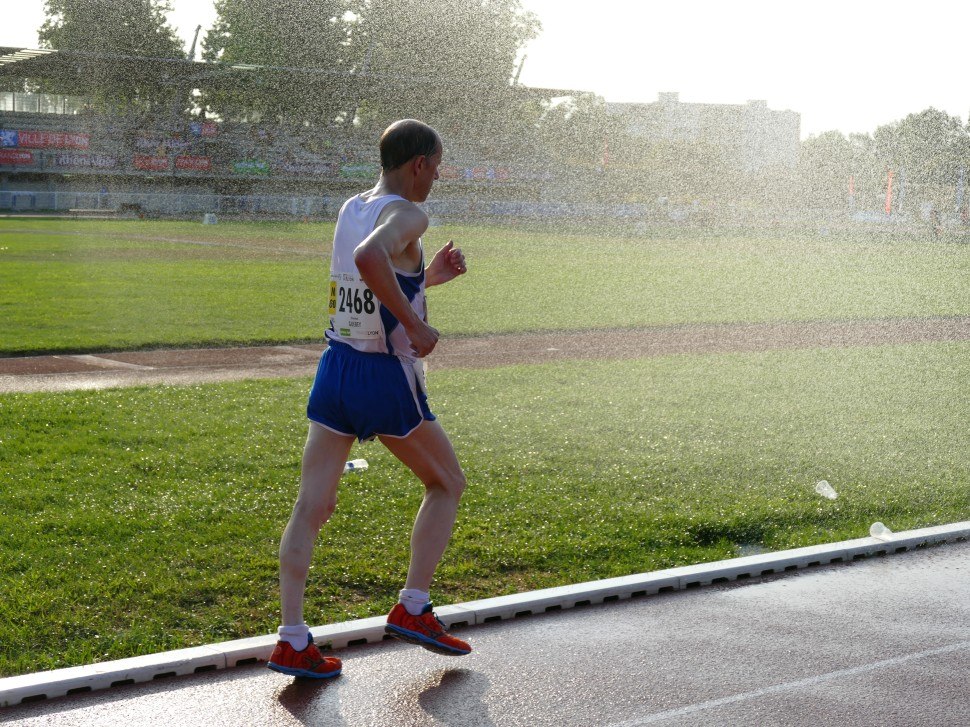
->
xmin=0 ymin=46 xmax=370 ymax=86
xmin=0 ymin=47 xmax=578 ymax=99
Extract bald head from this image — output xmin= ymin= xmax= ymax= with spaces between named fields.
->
xmin=379 ymin=119 xmax=442 ymax=172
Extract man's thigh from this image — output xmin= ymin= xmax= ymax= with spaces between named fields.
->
xmin=379 ymin=419 xmax=462 ymax=490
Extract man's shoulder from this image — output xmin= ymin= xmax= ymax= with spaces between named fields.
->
xmin=380 ymin=196 xmax=424 ymax=215
xmin=377 ymin=198 xmax=428 ymax=231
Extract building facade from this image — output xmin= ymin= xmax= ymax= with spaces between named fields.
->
xmin=606 ymin=92 xmax=800 ymax=171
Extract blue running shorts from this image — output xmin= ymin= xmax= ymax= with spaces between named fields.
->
xmin=307 ymin=339 xmax=435 ymax=442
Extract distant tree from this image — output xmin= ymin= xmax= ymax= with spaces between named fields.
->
xmin=201 ymin=0 xmax=356 ymax=124
xmin=38 ymin=0 xmax=185 ymax=106
xmin=799 ymin=131 xmax=856 ymax=208
xmin=350 ymin=0 xmax=540 ymax=140
xmin=797 ymin=130 xmax=888 ymax=211
xmin=535 ymin=93 xmax=607 ymax=169
xmin=873 ymin=109 xmax=970 ymax=211
xmin=875 ymin=109 xmax=969 ymax=184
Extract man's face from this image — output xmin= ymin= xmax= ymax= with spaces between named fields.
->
xmin=414 ymin=148 xmax=442 ymax=202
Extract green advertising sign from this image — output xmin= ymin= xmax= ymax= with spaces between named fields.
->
xmin=233 ymin=160 xmax=270 ymax=176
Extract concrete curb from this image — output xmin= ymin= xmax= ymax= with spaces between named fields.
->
xmin=3 ymin=520 xmax=967 ymax=708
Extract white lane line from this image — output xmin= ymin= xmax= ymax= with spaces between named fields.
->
xmin=61 ymin=354 xmax=154 ymax=370
xmin=610 ymin=642 xmax=970 ymax=726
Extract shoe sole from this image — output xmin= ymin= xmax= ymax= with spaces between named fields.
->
xmin=384 ymin=624 xmax=471 ymax=656
xmin=267 ymin=661 xmax=341 ymax=678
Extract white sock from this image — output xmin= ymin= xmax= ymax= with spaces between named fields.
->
xmin=278 ymin=623 xmax=310 ymax=651
xmin=399 ymin=588 xmax=431 ymax=616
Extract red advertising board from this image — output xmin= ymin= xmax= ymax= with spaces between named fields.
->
xmin=18 ymin=130 xmax=90 ymax=150
xmin=133 ymin=155 xmax=169 ymax=171
xmin=0 ymin=149 xmax=34 ymax=165
xmin=175 ymin=155 xmax=212 ymax=171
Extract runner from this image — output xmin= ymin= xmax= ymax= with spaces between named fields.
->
xmin=267 ymin=119 xmax=471 ymax=679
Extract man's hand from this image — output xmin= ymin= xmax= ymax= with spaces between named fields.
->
xmin=405 ymin=318 xmax=440 ymax=358
xmin=426 ymin=240 xmax=467 ymax=287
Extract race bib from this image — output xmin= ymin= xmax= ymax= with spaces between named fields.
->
xmin=329 ymin=270 xmax=381 ymax=339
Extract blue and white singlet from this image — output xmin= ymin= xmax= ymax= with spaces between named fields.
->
xmin=325 ymin=193 xmax=427 ymax=361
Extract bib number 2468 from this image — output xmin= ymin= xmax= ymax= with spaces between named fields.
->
xmin=329 ymin=274 xmax=381 ymax=339
xmin=333 ymin=284 xmax=375 ymax=315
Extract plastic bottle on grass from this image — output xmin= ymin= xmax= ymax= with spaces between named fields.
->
xmin=343 ymin=459 xmax=368 ymax=473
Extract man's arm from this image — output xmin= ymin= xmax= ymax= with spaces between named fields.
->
xmin=353 ymin=204 xmax=439 ymax=357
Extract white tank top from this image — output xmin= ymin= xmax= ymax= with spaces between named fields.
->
xmin=325 ymin=193 xmax=427 ymax=360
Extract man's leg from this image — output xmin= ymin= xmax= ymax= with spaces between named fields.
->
xmin=269 ymin=421 xmax=354 ymax=678
xmin=379 ymin=418 xmax=467 ymax=593
xmin=279 ymin=421 xmax=355 ymax=627
xmin=379 ymin=419 xmax=472 ymax=656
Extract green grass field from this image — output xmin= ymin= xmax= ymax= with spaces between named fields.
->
xmin=2 ymin=342 xmax=967 ymax=676
xmin=0 ymin=217 xmax=968 ymax=677
xmin=1 ymin=218 xmax=967 ymax=355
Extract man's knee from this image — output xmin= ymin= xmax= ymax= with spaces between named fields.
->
xmin=293 ymin=495 xmax=336 ymax=530
xmin=428 ymin=467 xmax=466 ymax=499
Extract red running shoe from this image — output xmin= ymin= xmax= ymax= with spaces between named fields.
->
xmin=385 ymin=602 xmax=472 ymax=656
xmin=267 ymin=634 xmax=342 ymax=678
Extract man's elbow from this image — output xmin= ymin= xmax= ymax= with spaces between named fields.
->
xmin=353 ymin=244 xmax=380 ymax=272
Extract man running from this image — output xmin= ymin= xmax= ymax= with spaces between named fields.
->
xmin=268 ymin=119 xmax=470 ymax=679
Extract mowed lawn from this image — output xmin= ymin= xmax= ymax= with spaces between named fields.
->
xmin=1 ymin=218 xmax=968 ymax=677
xmin=1 ymin=218 xmax=968 ymax=355
xmin=1 ymin=342 xmax=967 ymax=676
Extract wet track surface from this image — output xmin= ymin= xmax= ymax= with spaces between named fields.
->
xmin=2 ymin=316 xmax=968 ymax=394
xmin=4 ymin=540 xmax=967 ymax=726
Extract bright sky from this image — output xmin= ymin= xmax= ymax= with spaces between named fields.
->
xmin=2 ymin=0 xmax=966 ymax=139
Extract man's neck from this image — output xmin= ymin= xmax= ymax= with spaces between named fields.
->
xmin=373 ymin=172 xmax=413 ymax=202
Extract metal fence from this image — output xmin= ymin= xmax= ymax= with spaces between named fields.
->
xmin=0 ymin=189 xmax=656 ymax=220
xmin=0 ymin=189 xmax=943 ymax=235
xmin=0 ymin=190 xmax=341 ymax=217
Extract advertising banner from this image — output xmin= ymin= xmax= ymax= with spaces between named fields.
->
xmin=175 ymin=155 xmax=212 ymax=171
xmin=0 ymin=130 xmax=19 ymax=147
xmin=136 ymin=135 xmax=188 ymax=153
xmin=134 ymin=155 xmax=169 ymax=171
xmin=0 ymin=149 xmax=34 ymax=165
xmin=135 ymin=136 xmax=161 ymax=151
xmin=55 ymin=153 xmax=118 ymax=168
xmin=233 ymin=160 xmax=269 ymax=176
xmin=18 ymin=130 xmax=90 ymax=149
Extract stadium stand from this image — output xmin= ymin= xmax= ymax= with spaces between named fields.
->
xmin=0 ymin=46 xmax=551 ymax=218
